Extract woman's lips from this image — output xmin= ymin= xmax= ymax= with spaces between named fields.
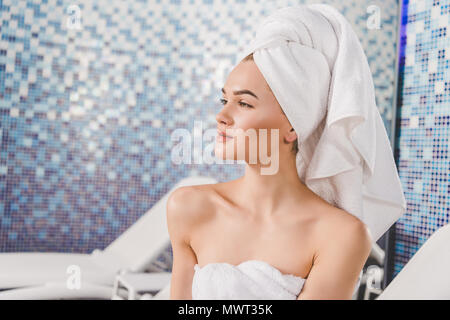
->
xmin=216 ymin=130 xmax=233 ymax=142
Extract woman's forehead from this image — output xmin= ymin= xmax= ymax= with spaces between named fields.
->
xmin=225 ymin=61 xmax=274 ymax=97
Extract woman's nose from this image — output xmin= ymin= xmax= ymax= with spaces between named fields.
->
xmin=215 ymin=108 xmax=233 ymax=126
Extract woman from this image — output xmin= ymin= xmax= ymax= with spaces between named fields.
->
xmin=167 ymin=4 xmax=406 ymax=300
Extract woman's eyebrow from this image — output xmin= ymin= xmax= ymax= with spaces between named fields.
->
xmin=221 ymin=87 xmax=259 ymax=100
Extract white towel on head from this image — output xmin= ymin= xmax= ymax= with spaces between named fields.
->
xmin=236 ymin=4 xmax=407 ymax=243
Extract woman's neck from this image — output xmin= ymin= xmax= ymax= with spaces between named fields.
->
xmin=235 ymin=153 xmax=314 ymax=218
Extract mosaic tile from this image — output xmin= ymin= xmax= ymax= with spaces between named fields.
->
xmin=394 ymin=0 xmax=450 ymax=278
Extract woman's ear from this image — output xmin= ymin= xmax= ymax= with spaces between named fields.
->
xmin=284 ymin=127 xmax=297 ymax=143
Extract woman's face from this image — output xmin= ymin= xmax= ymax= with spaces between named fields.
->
xmin=215 ymin=59 xmax=297 ymax=164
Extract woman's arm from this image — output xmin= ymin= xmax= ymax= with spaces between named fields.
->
xmin=166 ymin=187 xmax=199 ymax=300
xmin=297 ymin=218 xmax=372 ymax=300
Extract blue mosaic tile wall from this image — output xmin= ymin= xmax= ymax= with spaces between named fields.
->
xmin=393 ymin=0 xmax=450 ymax=277
xmin=0 ymin=0 xmax=399 ymax=255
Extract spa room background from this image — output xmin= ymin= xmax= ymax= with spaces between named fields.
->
xmin=0 ymin=0 xmax=448 ymax=290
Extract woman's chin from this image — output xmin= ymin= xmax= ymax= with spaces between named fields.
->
xmin=214 ymin=147 xmax=236 ymax=161
xmin=213 ymin=149 xmax=226 ymax=160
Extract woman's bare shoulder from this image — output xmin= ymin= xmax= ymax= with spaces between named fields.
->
xmin=312 ymin=201 xmax=372 ymax=249
xmin=166 ymin=181 xmax=224 ymax=226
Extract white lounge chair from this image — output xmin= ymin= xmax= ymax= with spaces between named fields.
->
xmin=0 ymin=175 xmax=217 ymax=299
xmin=377 ymin=222 xmax=450 ymax=299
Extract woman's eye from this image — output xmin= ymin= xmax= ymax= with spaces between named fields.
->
xmin=239 ymin=102 xmax=253 ymax=108
xmin=219 ymin=98 xmax=253 ymax=109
